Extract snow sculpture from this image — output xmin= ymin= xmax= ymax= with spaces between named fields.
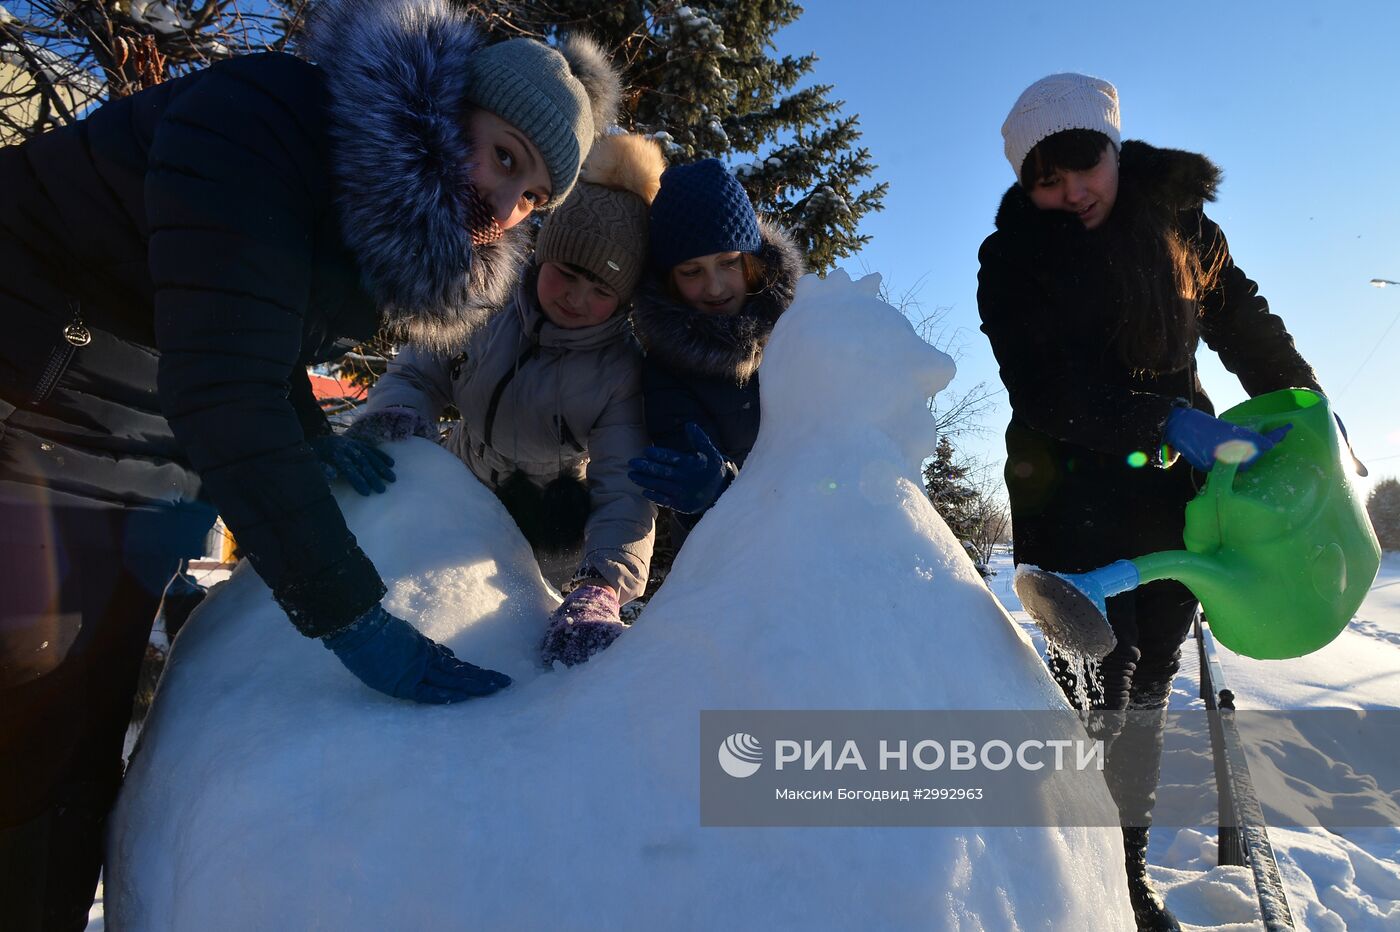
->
xmin=108 ymin=271 xmax=1133 ymax=929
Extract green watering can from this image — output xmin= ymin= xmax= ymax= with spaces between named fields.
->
xmin=1015 ymin=389 xmax=1381 ymax=660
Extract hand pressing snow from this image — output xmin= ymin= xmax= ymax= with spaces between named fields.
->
xmin=323 ymin=604 xmax=511 ymax=703
xmin=347 ymin=405 xmax=437 ymax=445
xmin=308 ymin=434 xmax=396 ymax=495
xmin=627 ymin=422 xmax=733 ymax=514
xmin=540 ymin=584 xmax=625 ymax=667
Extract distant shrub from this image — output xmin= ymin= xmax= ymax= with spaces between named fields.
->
xmin=1367 ymin=478 xmax=1400 ymax=551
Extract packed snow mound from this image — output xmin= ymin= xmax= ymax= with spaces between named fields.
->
xmin=108 ymin=270 xmax=1132 ymax=930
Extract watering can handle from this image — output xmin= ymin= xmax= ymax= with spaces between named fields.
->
xmin=1208 ymin=457 xmax=1243 ymax=529
xmin=1206 ymin=457 xmax=1242 ymax=546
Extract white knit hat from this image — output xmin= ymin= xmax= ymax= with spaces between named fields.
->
xmin=1001 ymin=73 xmax=1120 ymax=178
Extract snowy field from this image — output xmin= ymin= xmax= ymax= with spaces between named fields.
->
xmin=989 ymin=548 xmax=1400 ymax=931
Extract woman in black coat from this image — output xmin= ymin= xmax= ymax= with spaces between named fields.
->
xmin=0 ymin=0 xmax=619 ymax=925
xmin=978 ymin=73 xmax=1322 ymax=931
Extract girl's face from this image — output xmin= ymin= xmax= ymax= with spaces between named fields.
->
xmin=536 ymin=261 xmax=620 ymax=329
xmin=671 ymin=252 xmax=748 ymax=316
xmin=465 ymin=110 xmax=553 ymax=230
xmin=1027 ymin=142 xmax=1119 ymax=229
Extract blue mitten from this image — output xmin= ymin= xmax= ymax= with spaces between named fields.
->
xmin=323 ymin=604 xmax=511 ymax=703
xmin=627 ymin=422 xmax=732 ymax=514
xmin=308 ymin=434 xmax=396 ymax=495
xmin=1163 ymin=407 xmax=1291 ymax=472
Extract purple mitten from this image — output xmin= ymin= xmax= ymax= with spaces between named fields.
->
xmin=347 ymin=405 xmax=436 ymax=444
xmin=540 ymin=584 xmax=625 ymax=667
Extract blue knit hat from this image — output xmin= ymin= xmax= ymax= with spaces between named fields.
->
xmin=648 ymin=159 xmax=761 ymax=271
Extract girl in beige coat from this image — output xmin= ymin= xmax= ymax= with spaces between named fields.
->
xmin=352 ymin=134 xmax=664 ymax=665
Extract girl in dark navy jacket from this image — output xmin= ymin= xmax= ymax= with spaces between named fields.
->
xmin=628 ymin=159 xmax=803 ymax=543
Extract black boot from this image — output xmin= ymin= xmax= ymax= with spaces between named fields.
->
xmin=1122 ymin=827 xmax=1180 ymax=931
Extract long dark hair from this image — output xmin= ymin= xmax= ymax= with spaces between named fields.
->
xmin=1021 ymin=130 xmax=1223 ymax=374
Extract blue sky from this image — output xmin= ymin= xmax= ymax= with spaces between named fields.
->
xmin=774 ymin=0 xmax=1400 ymax=496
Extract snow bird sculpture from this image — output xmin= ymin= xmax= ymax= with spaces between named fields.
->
xmin=108 ymin=271 xmax=1133 ymax=930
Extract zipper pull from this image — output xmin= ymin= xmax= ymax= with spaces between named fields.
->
xmin=63 ymin=321 xmax=91 ymax=347
xmin=63 ymin=302 xmax=90 ymax=346
xmin=32 ymin=303 xmax=88 ymax=404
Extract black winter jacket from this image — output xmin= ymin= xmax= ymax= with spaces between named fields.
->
xmin=632 ymin=221 xmax=804 ymax=520
xmin=0 ymin=2 xmax=529 ymax=636
xmin=978 ymin=141 xmax=1321 ymax=572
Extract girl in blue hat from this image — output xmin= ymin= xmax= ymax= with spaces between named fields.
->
xmin=628 ymin=159 xmax=804 ymax=545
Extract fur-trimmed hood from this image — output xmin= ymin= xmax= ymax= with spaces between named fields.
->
xmin=630 ymin=219 xmax=804 ymax=383
xmin=307 ymin=0 xmax=531 ymax=352
xmin=993 ymin=139 xmax=1222 ymax=233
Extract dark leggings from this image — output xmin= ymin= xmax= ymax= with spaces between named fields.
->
xmin=1051 ymin=579 xmax=1199 ymax=826
xmin=0 ymin=499 xmax=210 ymax=931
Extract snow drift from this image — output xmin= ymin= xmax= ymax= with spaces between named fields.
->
xmin=108 ymin=271 xmax=1133 ymax=929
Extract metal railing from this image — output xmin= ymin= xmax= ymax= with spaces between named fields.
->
xmin=1195 ymin=614 xmax=1295 ymax=930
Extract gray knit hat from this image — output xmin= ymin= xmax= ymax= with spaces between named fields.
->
xmin=1001 ymin=73 xmax=1120 ymax=178
xmin=464 ymin=34 xmax=623 ymax=206
xmin=535 ymin=134 xmax=667 ymax=301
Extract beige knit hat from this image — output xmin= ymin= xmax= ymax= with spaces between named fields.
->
xmin=534 ymin=133 xmax=666 ymax=301
xmin=1001 ymin=73 xmax=1120 ymax=178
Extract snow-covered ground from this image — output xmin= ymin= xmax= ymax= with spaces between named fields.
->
xmin=88 ymin=556 xmax=1398 ymax=931
xmin=990 ymin=548 xmax=1400 ymax=931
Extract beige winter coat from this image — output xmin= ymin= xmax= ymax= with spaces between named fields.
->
xmin=362 ymin=271 xmax=655 ymax=602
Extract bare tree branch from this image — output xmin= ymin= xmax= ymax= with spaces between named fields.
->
xmin=1 ymin=20 xmax=79 ymax=130
xmin=2 ymin=0 xmax=300 ymax=139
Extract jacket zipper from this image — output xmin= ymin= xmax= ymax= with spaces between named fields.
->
xmin=556 ymin=415 xmax=584 ymax=453
xmin=480 ymin=317 xmax=544 ymax=478
xmin=32 ymin=302 xmax=90 ymax=405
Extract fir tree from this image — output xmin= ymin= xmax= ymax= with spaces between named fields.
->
xmin=461 ymin=0 xmax=886 ymax=272
xmin=923 ymin=436 xmax=980 ymax=542
xmin=1368 ymin=478 xmax=1400 ymax=551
